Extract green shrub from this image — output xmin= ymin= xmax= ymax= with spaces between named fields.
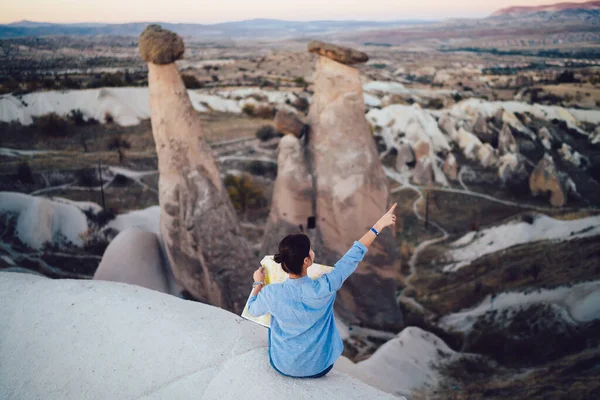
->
xmin=182 ymin=74 xmax=203 ymax=89
xmin=76 ymin=168 xmax=100 ymax=187
xmin=426 ymin=98 xmax=445 ymax=110
xmin=15 ymin=162 xmax=34 ymax=184
xmin=255 ymin=125 xmax=277 ymax=141
xmin=242 ymin=104 xmax=255 ymax=117
xmin=107 ymin=136 xmax=131 ymax=163
xmin=69 ymin=109 xmax=86 ymax=126
xmin=247 ymin=160 xmax=277 ymax=177
xmin=254 ymin=105 xmax=275 ymax=119
xmin=294 ymin=77 xmax=306 ymax=86
xmin=34 ymin=113 xmax=69 ymax=137
xmin=224 ymin=174 xmax=266 ymax=215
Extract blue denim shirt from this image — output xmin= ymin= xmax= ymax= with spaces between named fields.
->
xmin=247 ymin=241 xmax=368 ymax=377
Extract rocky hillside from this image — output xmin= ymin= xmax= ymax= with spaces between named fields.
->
xmin=491 ymin=0 xmax=600 ymax=17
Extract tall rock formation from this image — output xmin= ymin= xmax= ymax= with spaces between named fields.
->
xmin=529 ymin=154 xmax=568 ymax=207
xmin=261 ymin=135 xmax=314 ymax=253
xmin=263 ymin=42 xmax=403 ymax=330
xmin=139 ymin=25 xmax=255 ymax=313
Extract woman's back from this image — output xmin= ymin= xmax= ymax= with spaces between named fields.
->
xmin=248 ymin=241 xmax=368 ymax=377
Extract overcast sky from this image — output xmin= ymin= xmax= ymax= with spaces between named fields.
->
xmin=0 ymin=0 xmax=592 ymax=24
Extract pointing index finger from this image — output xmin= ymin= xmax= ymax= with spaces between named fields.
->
xmin=388 ymin=202 xmax=397 ymax=214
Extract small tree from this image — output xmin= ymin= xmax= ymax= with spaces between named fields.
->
xmin=255 ymin=125 xmax=277 ymax=141
xmin=104 ymin=112 xmax=114 ymax=124
xmin=242 ymin=104 xmax=256 ymax=117
xmin=224 ymin=174 xmax=265 ymax=219
xmin=15 ymin=162 xmax=34 ymax=184
xmin=69 ymin=109 xmax=86 ymax=126
xmin=182 ymin=74 xmax=203 ymax=89
xmin=34 ymin=113 xmax=68 ymax=137
xmin=107 ymin=136 xmax=132 ymax=163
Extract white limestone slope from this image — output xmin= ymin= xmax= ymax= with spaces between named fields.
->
xmin=440 ymin=280 xmax=600 ymax=334
xmin=0 ymin=273 xmax=394 ymax=400
xmin=443 ymin=214 xmax=600 ymax=272
xmin=338 ymin=327 xmax=458 ymax=398
xmin=0 ymin=88 xmax=238 ymax=126
xmin=0 ymin=191 xmax=89 ymax=250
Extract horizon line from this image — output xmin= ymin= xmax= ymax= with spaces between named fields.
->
xmin=1 ymin=15 xmax=489 ymax=26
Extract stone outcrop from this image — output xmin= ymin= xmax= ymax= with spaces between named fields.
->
xmin=139 ymin=26 xmax=255 ymax=313
xmin=308 ymin=41 xmax=369 ymax=65
xmin=94 ymin=228 xmax=180 ymax=295
xmin=396 ymin=143 xmax=415 ymax=170
xmin=1 ymin=273 xmax=395 ymax=400
xmin=274 ymin=109 xmax=306 ymax=138
xmin=139 ymin=25 xmax=185 ymax=65
xmin=438 ymin=114 xmax=457 ymax=139
xmin=538 ymin=127 xmax=554 ymax=150
xmin=413 ymin=159 xmax=434 ymax=185
xmin=498 ymin=153 xmax=528 ymax=185
xmin=263 ymin=45 xmax=403 ymax=330
xmin=443 ymin=153 xmax=458 ymax=181
xmin=469 ymin=115 xmax=494 ymax=143
xmin=261 ymin=135 xmax=314 ymax=254
xmin=306 ymin=51 xmax=402 ymax=329
xmin=477 ymin=143 xmax=498 ymax=168
xmin=498 ymin=123 xmax=519 ymax=155
xmin=529 ymin=154 xmax=568 ymax=207
xmin=413 ymin=140 xmax=430 ymax=161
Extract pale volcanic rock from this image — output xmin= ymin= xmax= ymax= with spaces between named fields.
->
xmin=274 ymin=109 xmax=306 ymax=138
xmin=413 ymin=158 xmax=434 ymax=185
xmin=477 ymin=143 xmax=498 ymax=168
xmin=261 ymin=135 xmax=314 ymax=254
xmin=529 ymin=154 xmax=568 ymax=207
xmin=469 ymin=114 xmax=493 ymax=143
xmin=438 ymin=114 xmax=458 ymax=139
xmin=94 ymin=228 xmax=180 ymax=295
xmin=498 ymin=123 xmax=519 ymax=155
xmin=502 ymin=110 xmax=535 ymax=140
xmin=140 ymin=27 xmax=254 ymax=313
xmin=498 ymin=153 xmax=528 ymax=185
xmin=308 ymin=41 xmax=369 ymax=65
xmin=413 ymin=140 xmax=431 ymax=162
xmin=443 ymin=153 xmax=458 ymax=181
xmin=139 ymin=25 xmax=185 ymax=65
xmin=396 ymin=143 xmax=415 ymax=171
xmin=538 ymin=127 xmax=554 ymax=150
xmin=307 ymin=55 xmax=403 ymax=330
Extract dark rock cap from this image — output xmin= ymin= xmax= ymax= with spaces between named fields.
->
xmin=139 ymin=24 xmax=185 ymax=65
xmin=308 ymin=40 xmax=369 ymax=65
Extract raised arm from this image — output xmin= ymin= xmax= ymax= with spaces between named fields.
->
xmin=359 ymin=202 xmax=397 ymax=249
xmin=315 ymin=203 xmax=397 ymax=294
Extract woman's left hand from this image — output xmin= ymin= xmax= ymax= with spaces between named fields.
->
xmin=253 ymin=266 xmax=265 ymax=282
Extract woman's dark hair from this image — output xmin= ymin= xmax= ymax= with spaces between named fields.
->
xmin=273 ymin=234 xmax=311 ymax=275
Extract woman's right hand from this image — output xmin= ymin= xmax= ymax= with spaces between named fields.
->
xmin=374 ymin=203 xmax=397 ymax=231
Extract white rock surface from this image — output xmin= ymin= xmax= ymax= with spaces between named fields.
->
xmin=0 ymin=191 xmax=89 ymax=250
xmin=440 ymin=280 xmax=600 ymax=334
xmin=340 ymin=327 xmax=458 ymax=398
xmin=101 ymin=205 xmax=161 ymax=236
xmin=443 ymin=214 xmax=600 ymax=272
xmin=0 ymin=273 xmax=394 ymax=400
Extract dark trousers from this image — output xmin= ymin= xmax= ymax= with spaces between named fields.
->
xmin=268 ymin=328 xmax=334 ymax=379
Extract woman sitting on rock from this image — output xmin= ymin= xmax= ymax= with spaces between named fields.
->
xmin=247 ymin=203 xmax=397 ymax=378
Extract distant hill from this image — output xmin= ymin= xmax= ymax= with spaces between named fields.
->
xmin=491 ymin=0 xmax=600 ymax=17
xmin=0 ymin=19 xmax=431 ymax=39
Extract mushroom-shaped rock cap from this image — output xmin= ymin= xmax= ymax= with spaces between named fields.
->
xmin=308 ymin=40 xmax=369 ymax=65
xmin=139 ymin=24 xmax=185 ymax=64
